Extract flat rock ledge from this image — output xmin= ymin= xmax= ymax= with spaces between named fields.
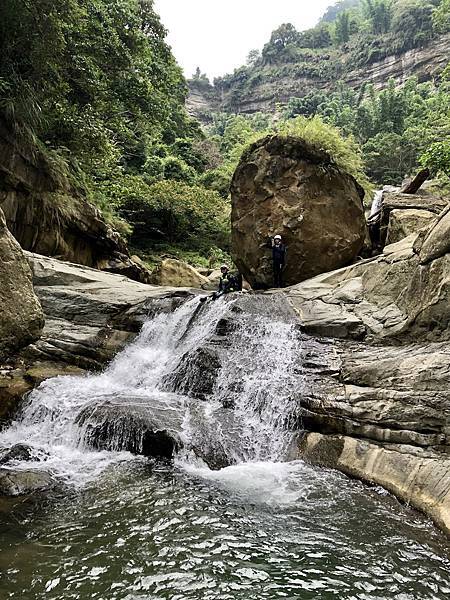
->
xmin=299 ymin=433 xmax=450 ymax=536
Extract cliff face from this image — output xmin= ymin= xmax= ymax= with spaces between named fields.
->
xmin=187 ymin=34 xmax=450 ymax=118
xmin=0 ymin=120 xmax=151 ymax=284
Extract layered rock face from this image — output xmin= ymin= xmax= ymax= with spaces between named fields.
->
xmin=0 ymin=208 xmax=44 ymax=360
xmin=0 ymin=119 xmax=151 ymax=284
xmin=284 ymin=203 xmax=450 ymax=533
xmin=188 ymin=34 xmax=450 ymax=118
xmin=0 ymin=252 xmax=197 ymax=424
xmin=379 ymin=191 xmax=447 ymax=247
xmin=231 ymin=135 xmax=366 ymax=288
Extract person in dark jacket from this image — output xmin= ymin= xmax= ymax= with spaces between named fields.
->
xmin=271 ymin=234 xmax=286 ymax=288
xmin=200 ymin=265 xmax=242 ymax=303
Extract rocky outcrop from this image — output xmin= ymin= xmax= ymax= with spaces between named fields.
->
xmin=0 ymin=119 xmax=151 ymax=284
xmin=418 ymin=204 xmax=450 ymax=265
xmin=231 ymin=135 xmax=366 ymax=288
xmin=150 ymin=258 xmax=208 ymax=288
xmin=385 ymin=209 xmax=436 ymax=245
xmin=0 ymin=252 xmax=201 ymax=422
xmin=188 ymin=34 xmax=450 ymax=117
xmin=286 ymin=225 xmax=450 ymax=343
xmin=24 ymin=253 xmax=197 ymax=370
xmin=0 ymin=207 xmax=44 ymax=361
xmin=281 ymin=203 xmax=450 ymax=534
xmin=379 ymin=191 xmax=447 ymax=247
xmin=76 ymin=398 xmax=182 ymax=459
xmin=299 ymin=433 xmax=450 ymax=536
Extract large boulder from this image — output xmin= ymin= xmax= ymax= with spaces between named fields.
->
xmin=0 ymin=208 xmax=44 ymax=360
xmin=385 ymin=208 xmax=436 ymax=245
xmin=150 ymin=259 xmax=208 ymax=288
xmin=75 ymin=397 xmax=183 ymax=459
xmin=418 ymin=204 xmax=450 ymax=265
xmin=230 ymin=135 xmax=366 ymax=288
xmin=378 ymin=191 xmax=447 ymax=248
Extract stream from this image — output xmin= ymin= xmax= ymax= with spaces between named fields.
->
xmin=1 ymin=296 xmax=450 ymax=599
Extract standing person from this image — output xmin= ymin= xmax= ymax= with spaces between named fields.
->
xmin=271 ymin=234 xmax=286 ymax=288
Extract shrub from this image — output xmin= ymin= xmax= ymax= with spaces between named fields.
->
xmin=118 ymin=180 xmax=230 ymax=252
xmin=276 ymin=115 xmax=373 ymax=194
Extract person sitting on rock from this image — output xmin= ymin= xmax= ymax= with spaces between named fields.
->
xmin=271 ymin=235 xmax=287 ymax=288
xmin=200 ymin=265 xmax=242 ymax=303
xmin=214 ymin=265 xmax=242 ymax=298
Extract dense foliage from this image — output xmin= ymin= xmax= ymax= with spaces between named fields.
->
xmin=0 ymin=0 xmax=230 ymax=265
xmin=199 ymin=0 xmax=449 ymax=190
xmin=284 ymin=75 xmax=450 ymax=184
xmin=1 ymin=0 xmax=449 ymax=270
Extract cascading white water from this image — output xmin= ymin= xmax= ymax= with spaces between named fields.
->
xmin=370 ymin=189 xmax=383 ymax=216
xmin=0 ymin=294 xmax=303 ymax=487
xmin=180 ymin=299 xmax=302 ymax=466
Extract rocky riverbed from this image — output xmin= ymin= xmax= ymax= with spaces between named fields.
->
xmin=1 ymin=182 xmax=450 ymax=538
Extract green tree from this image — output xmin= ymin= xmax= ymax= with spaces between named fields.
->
xmin=334 ymin=11 xmax=352 ymax=44
xmin=421 ymin=140 xmax=450 ymax=177
xmin=433 ymin=0 xmax=450 ymax=32
xmin=363 ymin=0 xmax=393 ymax=33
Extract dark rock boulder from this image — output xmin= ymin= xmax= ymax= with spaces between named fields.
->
xmin=230 ymin=135 xmax=366 ymax=288
xmin=0 ymin=444 xmax=38 ymax=464
xmin=162 ymin=345 xmax=222 ymax=401
xmin=75 ymin=397 xmax=183 ymax=459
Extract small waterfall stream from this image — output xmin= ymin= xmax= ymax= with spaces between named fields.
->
xmin=2 ymin=295 xmax=450 ymax=599
xmin=0 ymin=294 xmax=303 ymax=484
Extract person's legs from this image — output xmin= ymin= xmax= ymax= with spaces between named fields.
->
xmin=273 ymin=262 xmax=283 ymax=287
xmin=278 ymin=264 xmax=283 ymax=287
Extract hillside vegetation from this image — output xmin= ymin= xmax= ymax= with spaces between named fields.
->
xmin=191 ymin=0 xmax=450 ymax=190
xmin=0 ymin=0 xmax=230 ymax=267
xmin=0 ymin=0 xmax=449 ymax=271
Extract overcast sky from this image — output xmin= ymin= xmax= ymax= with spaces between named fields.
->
xmin=154 ymin=0 xmax=334 ymax=80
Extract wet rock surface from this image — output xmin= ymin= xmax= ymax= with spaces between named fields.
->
xmin=24 ymin=253 xmax=197 ymax=370
xmin=0 ymin=468 xmax=54 ymax=496
xmin=76 ymin=397 xmax=183 ymax=459
xmin=282 ymin=206 xmax=450 ymax=534
xmin=230 ymin=135 xmax=366 ymax=288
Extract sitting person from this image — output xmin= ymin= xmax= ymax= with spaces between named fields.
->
xmin=200 ymin=264 xmax=242 ymax=303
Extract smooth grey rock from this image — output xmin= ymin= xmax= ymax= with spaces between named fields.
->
xmin=24 ymin=253 xmax=198 ymax=369
xmin=0 ymin=468 xmax=54 ymax=496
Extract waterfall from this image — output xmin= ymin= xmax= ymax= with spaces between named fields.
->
xmin=370 ymin=190 xmax=383 ymax=217
xmin=0 ymin=294 xmax=303 ymax=485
